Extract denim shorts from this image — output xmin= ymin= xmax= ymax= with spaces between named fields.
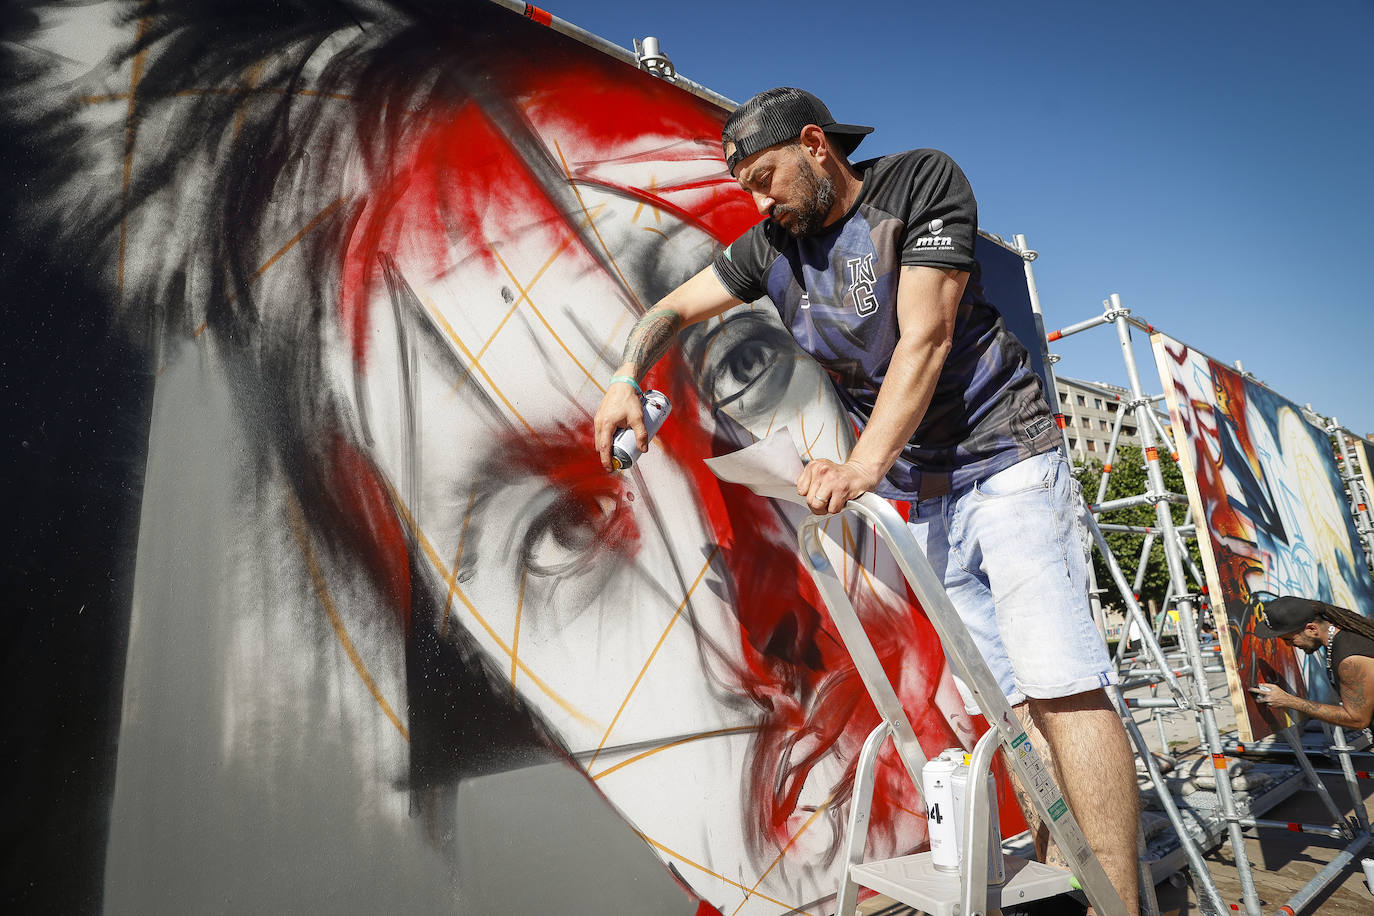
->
xmin=905 ymin=449 xmax=1116 ymax=711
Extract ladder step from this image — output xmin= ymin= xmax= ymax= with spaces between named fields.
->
xmin=849 ymin=852 xmax=1074 ymax=916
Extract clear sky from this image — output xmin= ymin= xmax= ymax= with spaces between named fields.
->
xmin=549 ymin=0 xmax=1374 ymax=437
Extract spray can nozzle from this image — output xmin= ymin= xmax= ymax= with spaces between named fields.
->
xmin=611 ymin=390 xmax=672 ymax=471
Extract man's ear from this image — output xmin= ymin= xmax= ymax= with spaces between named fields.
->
xmin=798 ymin=124 xmax=828 ymax=162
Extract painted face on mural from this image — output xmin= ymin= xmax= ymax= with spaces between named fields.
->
xmin=332 ymin=78 xmax=968 ymax=902
xmin=26 ymin=5 xmax=972 ymax=909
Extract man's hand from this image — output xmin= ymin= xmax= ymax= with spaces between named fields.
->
xmin=796 ymin=458 xmax=880 ymax=515
xmin=594 ymin=380 xmax=646 ymax=471
xmin=1249 ymin=683 xmax=1296 ymax=710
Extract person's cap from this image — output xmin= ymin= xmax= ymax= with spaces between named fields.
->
xmin=721 ymin=87 xmax=873 ymax=176
xmin=1252 ymin=595 xmax=1324 ymax=638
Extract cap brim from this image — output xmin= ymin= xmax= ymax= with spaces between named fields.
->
xmin=826 ymin=123 xmax=874 ymax=156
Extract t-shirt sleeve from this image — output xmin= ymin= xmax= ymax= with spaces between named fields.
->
xmin=711 ymin=221 xmax=775 ymax=303
xmin=896 ymin=150 xmax=979 ymax=273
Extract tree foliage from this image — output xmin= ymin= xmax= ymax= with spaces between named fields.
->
xmin=1073 ymin=444 xmax=1206 ymax=611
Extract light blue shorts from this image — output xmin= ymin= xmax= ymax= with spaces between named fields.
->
xmin=905 ymin=449 xmax=1116 ymax=711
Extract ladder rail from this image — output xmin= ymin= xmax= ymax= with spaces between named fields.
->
xmin=798 ymin=493 xmax=1129 ymax=916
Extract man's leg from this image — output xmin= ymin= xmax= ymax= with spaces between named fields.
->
xmin=950 ymin=451 xmax=1139 ymax=913
xmin=1029 ymin=688 xmax=1139 ymax=916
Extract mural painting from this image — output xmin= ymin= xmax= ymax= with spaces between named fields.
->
xmin=1353 ymin=437 xmax=1374 ymax=542
xmin=1152 ymin=333 xmax=1374 ymax=743
xmin=2 ymin=1 xmax=1049 ymax=912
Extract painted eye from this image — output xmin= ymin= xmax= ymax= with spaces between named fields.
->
xmin=702 ymin=315 xmax=795 ymax=413
xmin=522 ymin=494 xmax=617 ymax=577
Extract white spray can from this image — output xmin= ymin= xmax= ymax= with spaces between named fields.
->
xmin=611 ymin=390 xmax=672 ymax=471
xmin=922 ymin=751 xmax=960 ymax=872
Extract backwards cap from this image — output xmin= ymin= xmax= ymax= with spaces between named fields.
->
xmin=1251 ymin=595 xmax=1325 ymax=638
xmin=721 ymin=87 xmax=873 ymax=176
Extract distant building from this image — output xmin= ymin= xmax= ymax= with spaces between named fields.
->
xmin=1053 ymin=376 xmax=1141 ymax=463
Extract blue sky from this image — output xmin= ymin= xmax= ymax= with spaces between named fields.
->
xmin=552 ymin=0 xmax=1374 ymax=437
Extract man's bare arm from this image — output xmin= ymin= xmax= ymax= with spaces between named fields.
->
xmin=611 ymin=265 xmax=741 ymax=380
xmin=620 ymin=308 xmax=684 ymax=380
xmin=594 ymin=265 xmax=741 ymax=469
xmin=1259 ymin=656 xmax=1374 ymax=729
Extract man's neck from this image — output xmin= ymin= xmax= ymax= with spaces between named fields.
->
xmin=1324 ymin=624 xmax=1340 ymax=649
xmin=824 ymin=163 xmax=864 ymax=228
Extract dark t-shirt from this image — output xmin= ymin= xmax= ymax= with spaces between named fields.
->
xmin=1329 ymin=629 xmax=1374 ymax=692
xmin=711 ymin=149 xmax=1056 ymax=500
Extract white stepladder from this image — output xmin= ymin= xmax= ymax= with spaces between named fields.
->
xmin=797 ymin=493 xmax=1128 ymax=916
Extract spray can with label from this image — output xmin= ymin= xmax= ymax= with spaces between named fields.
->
xmin=950 ymin=751 xmax=1006 ymax=886
xmin=611 ymin=390 xmax=672 ymax=471
xmin=922 ymin=752 xmax=960 ymax=872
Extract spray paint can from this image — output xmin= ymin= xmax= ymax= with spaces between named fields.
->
xmin=611 ymin=390 xmax=672 ymax=471
xmin=1361 ymin=857 xmax=1374 ymax=894
xmin=922 ymin=751 xmax=960 ymax=872
xmin=950 ymin=752 xmax=1006 ymax=886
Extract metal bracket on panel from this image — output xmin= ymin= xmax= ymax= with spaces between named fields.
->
xmin=633 ymin=37 xmax=676 ymax=82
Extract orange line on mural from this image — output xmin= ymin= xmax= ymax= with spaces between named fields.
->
xmin=730 ymin=791 xmax=838 ymax=916
xmin=447 ymin=204 xmax=603 ymax=402
xmin=255 ymin=196 xmax=346 ymax=279
xmin=589 ymin=724 xmax=759 ymax=782
xmin=383 ymin=478 xmax=596 ymax=729
xmin=842 ymin=517 xmax=853 ymax=585
xmin=197 ymin=196 xmax=346 ymax=323
xmin=117 ymin=9 xmax=151 ymax=309
xmin=286 ymin=491 xmax=410 ymax=741
xmin=552 ymin=140 xmax=644 ymax=313
xmin=415 ymin=288 xmax=544 ymax=444
xmin=634 ymin=833 xmax=796 ymax=912
xmin=232 ymin=62 xmax=265 ymax=140
xmin=587 ymin=546 xmax=720 ymax=769
xmin=473 ymin=233 xmax=575 ymax=362
xmin=630 ymin=175 xmax=662 ymax=225
xmin=487 ymin=242 xmax=604 ymax=395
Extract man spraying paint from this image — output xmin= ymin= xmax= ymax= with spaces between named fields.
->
xmin=593 ymin=86 xmax=1140 ymax=915
xmin=1249 ymin=596 xmax=1374 ymax=730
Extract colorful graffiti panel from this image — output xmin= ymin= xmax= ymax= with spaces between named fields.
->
xmin=1152 ymin=333 xmax=1374 ymax=742
xmin=1354 ymin=438 xmax=1374 ymax=525
xmin=2 ymin=1 xmax=1025 ymax=912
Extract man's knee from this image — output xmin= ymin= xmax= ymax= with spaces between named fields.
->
xmin=1027 ymin=687 xmax=1114 ymax=722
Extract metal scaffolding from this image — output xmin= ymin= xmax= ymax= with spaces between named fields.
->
xmin=1033 ymin=273 xmax=1374 ymax=916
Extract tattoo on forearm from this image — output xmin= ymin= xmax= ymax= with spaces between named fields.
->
xmin=622 ymin=307 xmax=683 ymax=376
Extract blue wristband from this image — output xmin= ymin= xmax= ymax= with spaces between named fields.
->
xmin=609 ymin=375 xmax=642 ymax=395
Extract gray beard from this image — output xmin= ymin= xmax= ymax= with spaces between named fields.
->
xmin=774 ymin=169 xmax=836 ymax=238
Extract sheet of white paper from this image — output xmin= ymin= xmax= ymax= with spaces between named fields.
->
xmin=702 ymin=429 xmax=808 ymax=506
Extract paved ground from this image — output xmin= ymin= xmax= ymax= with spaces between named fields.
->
xmin=856 ymin=647 xmax=1374 ymax=915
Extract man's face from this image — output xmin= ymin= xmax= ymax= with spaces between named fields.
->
xmin=1280 ymin=621 xmax=1323 ymax=653
xmin=734 ymin=142 xmax=835 ymax=237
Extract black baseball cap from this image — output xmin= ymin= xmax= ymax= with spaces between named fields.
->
xmin=1252 ymin=595 xmax=1324 ymax=638
xmin=721 ymin=87 xmax=874 ymax=176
